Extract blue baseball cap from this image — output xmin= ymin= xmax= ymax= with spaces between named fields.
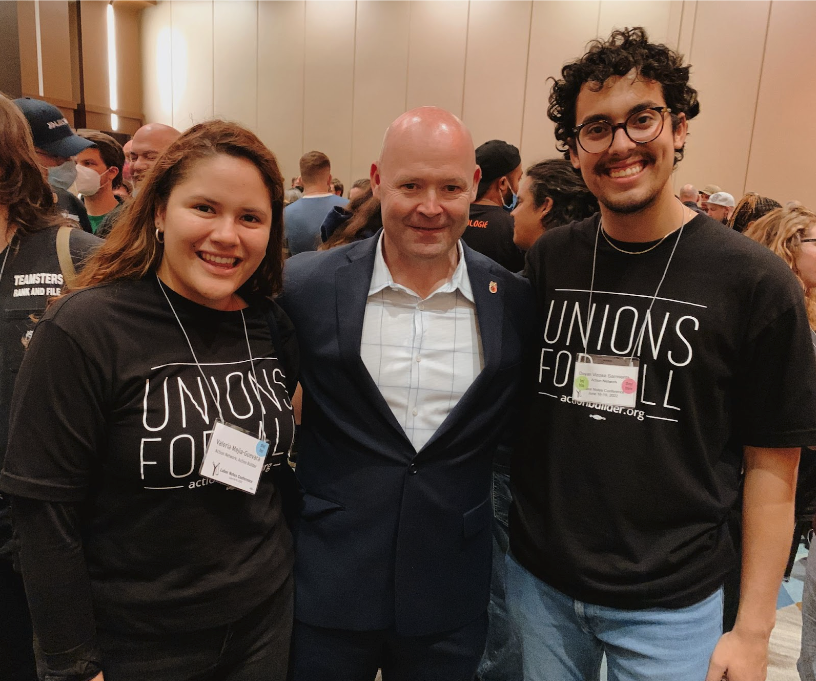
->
xmin=13 ymin=97 xmax=94 ymax=158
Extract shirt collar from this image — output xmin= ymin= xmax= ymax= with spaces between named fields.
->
xmin=368 ymin=233 xmax=475 ymax=303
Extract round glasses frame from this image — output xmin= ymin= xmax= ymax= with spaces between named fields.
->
xmin=572 ymin=107 xmax=672 ymax=154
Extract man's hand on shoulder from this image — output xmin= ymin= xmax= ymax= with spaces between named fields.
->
xmin=705 ymin=627 xmax=769 ymax=681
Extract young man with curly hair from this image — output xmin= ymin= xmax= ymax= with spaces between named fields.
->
xmin=508 ymin=27 xmax=816 ymax=681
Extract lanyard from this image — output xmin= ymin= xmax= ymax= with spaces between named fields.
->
xmin=0 ymin=235 xmax=14 ymax=286
xmin=584 ymin=207 xmax=686 ymax=362
xmin=156 ymin=275 xmax=267 ymax=440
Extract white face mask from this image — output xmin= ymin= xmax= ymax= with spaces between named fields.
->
xmin=75 ymin=163 xmax=102 ymax=196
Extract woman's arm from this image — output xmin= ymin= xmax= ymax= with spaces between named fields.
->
xmin=12 ymin=497 xmax=103 ymax=681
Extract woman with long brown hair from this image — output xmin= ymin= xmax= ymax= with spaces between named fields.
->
xmin=0 ymin=93 xmax=100 ymax=681
xmin=0 ymin=120 xmax=297 ymax=681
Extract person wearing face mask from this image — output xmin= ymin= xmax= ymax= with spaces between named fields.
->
xmin=462 ymin=140 xmax=525 ymax=273
xmin=12 ymin=98 xmax=94 ymax=234
xmin=76 ymin=131 xmax=125 ymax=235
xmin=0 ymin=92 xmax=101 ymax=681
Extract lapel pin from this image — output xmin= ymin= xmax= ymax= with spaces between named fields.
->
xmin=489 ymin=281 xmax=498 ymax=294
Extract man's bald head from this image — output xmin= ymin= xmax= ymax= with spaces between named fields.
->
xmin=130 ymin=123 xmax=181 ymax=186
xmin=377 ymin=107 xmax=476 ymax=174
xmin=370 ymin=107 xmax=481 ymax=290
xmin=679 ymin=183 xmax=699 ymax=203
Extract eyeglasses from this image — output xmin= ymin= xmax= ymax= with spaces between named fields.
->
xmin=572 ymin=107 xmax=671 ymax=154
xmin=801 ymin=239 xmax=816 ymax=243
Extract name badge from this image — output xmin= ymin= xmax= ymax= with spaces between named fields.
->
xmin=573 ymin=353 xmax=639 ymax=408
xmin=200 ymin=419 xmax=270 ymax=495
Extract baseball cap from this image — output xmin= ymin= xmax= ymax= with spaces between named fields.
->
xmin=476 ymin=140 xmax=521 ymax=186
xmin=13 ymin=97 xmax=94 ymax=158
xmin=707 ymin=192 xmax=735 ymax=208
xmin=701 ymin=184 xmax=722 ymax=196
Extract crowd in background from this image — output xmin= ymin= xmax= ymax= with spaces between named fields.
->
xmin=2 ymin=23 xmax=816 ymax=681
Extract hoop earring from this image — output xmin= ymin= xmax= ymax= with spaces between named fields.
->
xmin=155 ymin=228 xmax=164 ymax=244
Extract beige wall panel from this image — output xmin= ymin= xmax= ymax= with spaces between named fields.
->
xmin=213 ymin=1 xmax=257 ymax=130
xmin=81 ymin=1 xmax=109 ymax=113
xmin=302 ymin=1 xmax=356 ymax=186
xmin=405 ymin=1 xmax=469 ymax=116
xmin=350 ymin=1 xmax=411 ymax=184
xmin=140 ymin=1 xmax=173 ymax=125
xmin=85 ymin=110 xmax=114 ymax=132
xmin=674 ymin=1 xmax=769 ymax=199
xmin=257 ymin=1 xmax=306 ymax=185
xmin=40 ymin=1 xmax=74 ymax=102
xmin=746 ymin=2 xmax=816 ymax=208
xmin=172 ymin=0 xmax=213 ymax=130
xmin=676 ymin=1 xmax=697 ymax=62
xmin=597 ymin=1 xmax=678 ymax=47
xmin=520 ymin=1 xmax=600 ymax=166
xmin=17 ymin=1 xmax=39 ymax=97
xmin=116 ymin=6 xmax=143 ymax=120
xmin=462 ymin=1 xmax=531 ymax=148
xmin=56 ymin=105 xmax=74 ymax=127
xmin=68 ymin=2 xmax=80 ymax=103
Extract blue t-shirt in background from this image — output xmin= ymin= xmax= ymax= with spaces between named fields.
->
xmin=284 ymin=194 xmax=348 ymax=255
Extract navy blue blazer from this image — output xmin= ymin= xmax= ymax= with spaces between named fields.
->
xmin=280 ymin=234 xmax=533 ymax=636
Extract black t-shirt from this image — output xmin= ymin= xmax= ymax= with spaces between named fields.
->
xmin=463 ymin=203 xmax=525 ymax=272
xmin=0 ymin=277 xmax=296 ymax=634
xmin=54 ymin=188 xmax=93 ymax=233
xmin=512 ymin=213 xmax=816 ymax=609
xmin=0 ymin=226 xmax=100 ymax=558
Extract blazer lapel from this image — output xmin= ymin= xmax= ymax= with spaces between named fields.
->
xmin=335 ymin=237 xmax=414 ymax=449
xmin=419 ymin=246 xmax=504 ymax=453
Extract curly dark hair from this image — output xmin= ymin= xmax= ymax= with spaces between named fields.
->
xmin=526 ymin=159 xmax=599 ymax=228
xmin=548 ymin=27 xmax=700 ymax=165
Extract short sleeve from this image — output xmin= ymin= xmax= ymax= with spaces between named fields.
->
xmin=68 ymin=228 xmax=103 ymax=267
xmin=736 ymin=290 xmax=816 ymax=448
xmin=0 ymin=319 xmax=107 ymax=502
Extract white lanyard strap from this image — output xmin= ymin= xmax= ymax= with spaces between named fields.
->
xmin=0 ymin=235 xmax=14 ymax=287
xmin=157 ymin=276 xmax=225 ymax=423
xmin=240 ymin=308 xmax=266 ymax=441
xmin=156 ymin=275 xmax=267 ymax=439
xmin=585 ymin=207 xmax=686 ymax=362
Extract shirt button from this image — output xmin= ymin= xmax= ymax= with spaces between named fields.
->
xmin=408 ymin=463 xmax=418 ymax=475
xmin=418 ymin=304 xmax=424 ymax=311
xmin=412 ymin=408 xmax=418 ymax=416
xmin=416 ymin=356 xmax=421 ymax=362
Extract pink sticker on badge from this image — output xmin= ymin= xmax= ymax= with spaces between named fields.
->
xmin=621 ymin=378 xmax=637 ymax=394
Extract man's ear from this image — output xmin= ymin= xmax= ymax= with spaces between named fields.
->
xmin=568 ymin=141 xmax=581 ymax=170
xmin=370 ymin=162 xmax=381 ymax=198
xmin=539 ymin=197 xmax=554 ymax=221
xmin=673 ymin=112 xmax=688 ymax=150
xmin=470 ymin=166 xmax=482 ymax=203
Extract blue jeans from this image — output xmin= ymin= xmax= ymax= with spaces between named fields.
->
xmin=476 ymin=467 xmax=522 ymax=681
xmin=799 ymin=539 xmax=816 ymax=681
xmin=506 ymin=554 xmax=723 ymax=681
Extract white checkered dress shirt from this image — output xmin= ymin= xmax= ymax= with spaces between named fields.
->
xmin=361 ymin=235 xmax=484 ymax=451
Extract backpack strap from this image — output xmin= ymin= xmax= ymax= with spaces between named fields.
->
xmin=56 ymin=226 xmax=77 ymax=288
